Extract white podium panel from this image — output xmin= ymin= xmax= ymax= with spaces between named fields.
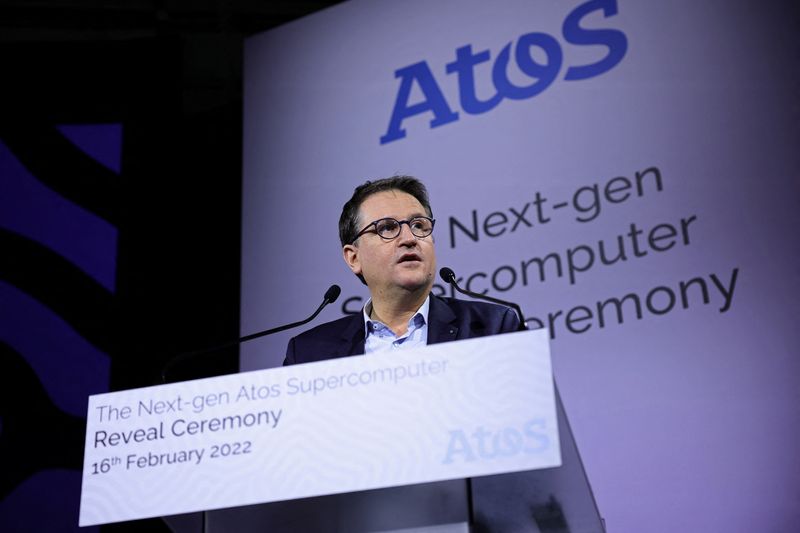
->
xmin=79 ymin=330 xmax=559 ymax=526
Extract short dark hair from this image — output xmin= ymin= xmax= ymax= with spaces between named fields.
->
xmin=339 ymin=175 xmax=433 ymax=247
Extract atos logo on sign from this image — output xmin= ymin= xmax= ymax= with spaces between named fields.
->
xmin=380 ymin=0 xmax=628 ymax=144
xmin=442 ymin=419 xmax=551 ymax=464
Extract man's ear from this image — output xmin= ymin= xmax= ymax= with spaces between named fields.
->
xmin=342 ymin=244 xmax=362 ymax=276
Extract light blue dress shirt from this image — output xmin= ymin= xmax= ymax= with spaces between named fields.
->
xmin=362 ymin=296 xmax=430 ymax=355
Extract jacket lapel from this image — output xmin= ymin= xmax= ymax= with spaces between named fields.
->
xmin=340 ymin=314 xmax=366 ymax=357
xmin=426 ymin=295 xmax=459 ymax=345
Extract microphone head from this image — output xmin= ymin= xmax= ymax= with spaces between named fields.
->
xmin=324 ymin=284 xmax=342 ymax=303
xmin=439 ymin=267 xmax=456 ymax=284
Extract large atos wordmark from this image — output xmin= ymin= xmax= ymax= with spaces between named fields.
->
xmin=380 ymin=0 xmax=627 ymax=144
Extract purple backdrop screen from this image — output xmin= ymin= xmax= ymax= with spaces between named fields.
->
xmin=240 ymin=1 xmax=800 ymax=531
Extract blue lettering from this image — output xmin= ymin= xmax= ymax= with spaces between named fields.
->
xmin=494 ymin=427 xmax=525 ymax=456
xmin=446 ymin=45 xmax=503 ymax=115
xmin=379 ymin=61 xmax=459 ymax=145
xmin=523 ymin=418 xmax=550 ymax=453
xmin=381 ymin=0 xmax=628 ymax=143
xmin=442 ymin=429 xmax=476 ymax=464
xmin=472 ymin=426 xmax=497 ymax=459
xmin=562 ymin=0 xmax=628 ymax=81
xmin=492 ymin=33 xmax=562 ymax=100
xmin=443 ymin=420 xmax=550 ymax=464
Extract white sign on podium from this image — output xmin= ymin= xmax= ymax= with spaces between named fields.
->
xmin=79 ymin=329 xmax=560 ymax=526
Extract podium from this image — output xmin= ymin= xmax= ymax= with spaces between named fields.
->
xmin=159 ymin=386 xmax=603 ymax=533
xmin=81 ymin=331 xmax=604 ymax=532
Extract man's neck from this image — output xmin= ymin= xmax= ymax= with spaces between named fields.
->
xmin=369 ymin=289 xmax=429 ymax=336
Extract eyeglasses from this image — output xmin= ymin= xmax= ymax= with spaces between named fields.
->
xmin=352 ymin=216 xmax=435 ymax=243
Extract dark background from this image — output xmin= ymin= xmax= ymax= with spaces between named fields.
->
xmin=0 ymin=1 xmax=341 ymax=531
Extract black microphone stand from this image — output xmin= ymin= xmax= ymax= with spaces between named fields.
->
xmin=159 ymin=285 xmax=341 ymax=384
xmin=440 ymin=267 xmax=528 ymax=331
xmin=439 ymin=267 xmax=531 ymax=528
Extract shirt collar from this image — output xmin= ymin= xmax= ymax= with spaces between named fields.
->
xmin=363 ymin=294 xmax=430 ymax=337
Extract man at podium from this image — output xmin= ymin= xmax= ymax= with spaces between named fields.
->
xmin=284 ymin=175 xmax=519 ymax=365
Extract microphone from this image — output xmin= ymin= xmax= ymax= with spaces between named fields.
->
xmin=439 ymin=267 xmax=527 ymax=331
xmin=160 ymin=284 xmax=341 ymax=383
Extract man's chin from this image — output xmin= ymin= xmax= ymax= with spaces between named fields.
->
xmin=394 ymin=273 xmax=433 ymax=293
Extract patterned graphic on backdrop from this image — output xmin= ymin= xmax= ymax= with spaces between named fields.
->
xmin=0 ymin=123 xmax=119 ymax=532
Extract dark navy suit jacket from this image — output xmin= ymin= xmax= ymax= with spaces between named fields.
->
xmin=284 ymin=295 xmax=520 ymax=365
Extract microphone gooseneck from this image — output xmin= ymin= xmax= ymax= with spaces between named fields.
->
xmin=439 ymin=267 xmax=527 ymax=331
xmin=237 ymin=283 xmax=341 ymax=344
xmin=160 ymin=284 xmax=341 ymax=383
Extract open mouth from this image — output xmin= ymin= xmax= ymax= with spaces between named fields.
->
xmin=398 ymin=253 xmax=422 ymax=263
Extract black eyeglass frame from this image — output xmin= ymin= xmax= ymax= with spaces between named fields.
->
xmin=351 ymin=216 xmax=436 ymax=244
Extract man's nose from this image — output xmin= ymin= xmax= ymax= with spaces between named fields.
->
xmin=396 ymin=222 xmax=417 ymax=244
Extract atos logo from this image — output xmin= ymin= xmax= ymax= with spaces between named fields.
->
xmin=442 ymin=419 xmax=550 ymax=464
xmin=380 ymin=0 xmax=627 ymax=144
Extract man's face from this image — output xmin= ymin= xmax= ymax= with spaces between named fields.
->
xmin=343 ymin=190 xmax=436 ymax=298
